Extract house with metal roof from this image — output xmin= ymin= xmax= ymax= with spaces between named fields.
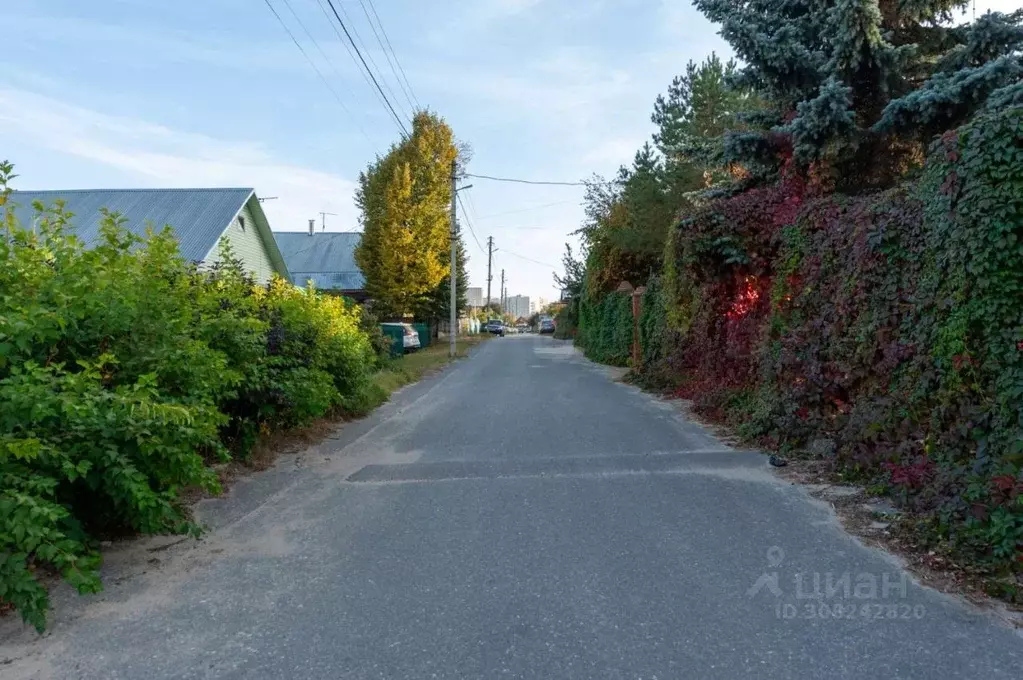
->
xmin=273 ymin=224 xmax=366 ymax=299
xmin=7 ymin=188 xmax=289 ymax=284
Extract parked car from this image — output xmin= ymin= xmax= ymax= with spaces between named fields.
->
xmin=539 ymin=318 xmax=556 ymax=334
xmin=381 ymin=322 xmax=421 ymax=351
xmin=485 ymin=320 xmax=505 ymax=337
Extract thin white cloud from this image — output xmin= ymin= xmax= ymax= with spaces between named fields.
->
xmin=456 ymin=0 xmax=548 ymax=28
xmin=0 ymin=88 xmax=358 ymax=232
xmin=483 ymin=0 xmax=547 ymax=16
xmin=580 ymin=136 xmax=645 ymax=168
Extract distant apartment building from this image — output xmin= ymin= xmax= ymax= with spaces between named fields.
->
xmin=529 ymin=299 xmax=537 ymax=315
xmin=467 ymin=287 xmax=483 ymax=307
xmin=505 ymin=294 xmax=530 ymax=320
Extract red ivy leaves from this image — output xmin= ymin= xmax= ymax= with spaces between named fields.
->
xmin=940 ymin=129 xmax=959 ymax=163
xmin=939 ymin=170 xmax=959 ymax=197
xmin=990 ymin=474 xmax=1023 ymax=501
xmin=951 ymin=354 xmax=978 ymax=371
xmin=884 ymin=458 xmax=935 ymax=490
xmin=726 ymin=276 xmax=763 ymax=321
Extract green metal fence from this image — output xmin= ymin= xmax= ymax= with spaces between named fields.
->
xmin=412 ymin=323 xmax=431 ymax=349
xmin=380 ymin=325 xmax=404 ymax=358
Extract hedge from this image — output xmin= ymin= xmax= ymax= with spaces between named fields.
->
xmin=576 ymin=288 xmax=633 ymax=366
xmin=0 ymin=163 xmax=379 ymax=630
xmin=633 ymin=107 xmax=1023 ymax=578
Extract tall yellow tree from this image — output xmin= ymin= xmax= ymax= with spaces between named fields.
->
xmin=355 ymin=111 xmax=459 ymax=319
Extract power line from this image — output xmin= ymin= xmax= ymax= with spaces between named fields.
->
xmin=330 ymin=0 xmax=410 ymax=122
xmin=489 ymin=225 xmax=567 ymax=231
xmin=456 ymin=194 xmax=486 ymax=255
xmin=322 ymin=0 xmax=409 ymax=137
xmin=465 ymin=173 xmax=587 ymax=187
xmin=499 ymin=248 xmax=556 ymax=268
xmin=261 ymin=0 xmax=370 ymax=142
xmin=458 ymin=203 xmax=484 ymax=255
xmin=312 ymin=0 xmax=395 ymax=125
xmin=460 ymin=190 xmax=486 ymax=252
xmin=475 ymin=200 xmax=576 ymax=220
xmin=356 ymin=0 xmax=420 ymax=112
xmin=464 ymin=189 xmax=482 ymax=224
xmin=275 ymin=0 xmax=373 ymax=139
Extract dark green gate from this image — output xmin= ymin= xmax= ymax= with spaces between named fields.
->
xmin=380 ymin=324 xmax=404 ymax=358
xmin=412 ymin=323 xmax=431 ymax=349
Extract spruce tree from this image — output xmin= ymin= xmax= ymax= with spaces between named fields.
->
xmin=691 ymin=0 xmax=1022 ymax=180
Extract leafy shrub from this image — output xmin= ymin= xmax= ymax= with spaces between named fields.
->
xmin=638 ymin=277 xmax=665 ymax=366
xmin=356 ymin=304 xmax=393 ymax=366
xmin=552 ymin=301 xmax=577 ymax=340
xmin=0 ymin=162 xmax=378 ymax=629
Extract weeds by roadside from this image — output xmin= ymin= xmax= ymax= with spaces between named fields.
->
xmin=371 ymin=336 xmax=489 ymax=397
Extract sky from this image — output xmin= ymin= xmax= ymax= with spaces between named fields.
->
xmin=0 ymin=0 xmax=1013 ymax=303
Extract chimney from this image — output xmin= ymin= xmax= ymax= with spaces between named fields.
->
xmin=308 ymin=219 xmax=315 ymax=236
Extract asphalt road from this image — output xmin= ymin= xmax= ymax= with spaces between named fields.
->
xmin=3 ymin=335 xmax=1022 ymax=678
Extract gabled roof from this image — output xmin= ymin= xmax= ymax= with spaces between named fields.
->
xmin=6 ymin=188 xmax=288 ymax=276
xmin=273 ymin=231 xmax=365 ymax=291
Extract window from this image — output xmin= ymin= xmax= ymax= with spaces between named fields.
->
xmin=238 ymin=215 xmax=246 ymax=231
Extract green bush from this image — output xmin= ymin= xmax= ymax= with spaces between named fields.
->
xmin=356 ymin=304 xmax=393 ymax=366
xmin=577 ymin=288 xmax=633 ymax=366
xmin=552 ymin=301 xmax=577 ymax=339
xmin=0 ymin=162 xmax=377 ymax=630
xmin=638 ymin=277 xmax=666 ymax=369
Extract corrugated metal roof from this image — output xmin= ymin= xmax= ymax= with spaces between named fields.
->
xmin=7 ymin=188 xmax=254 ymax=262
xmin=289 ymin=271 xmax=365 ymax=291
xmin=273 ymin=232 xmax=365 ymax=291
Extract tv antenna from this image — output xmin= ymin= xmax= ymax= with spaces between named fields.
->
xmin=319 ymin=212 xmax=337 ymax=231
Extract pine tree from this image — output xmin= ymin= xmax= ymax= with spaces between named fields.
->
xmin=651 ymin=53 xmax=753 ymax=168
xmin=613 ymin=143 xmax=684 ymax=270
xmin=355 ymin=111 xmax=459 ymax=319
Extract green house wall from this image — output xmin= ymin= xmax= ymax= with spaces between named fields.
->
xmin=203 ymin=202 xmax=277 ymax=284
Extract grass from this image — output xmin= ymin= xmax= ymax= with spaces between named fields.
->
xmin=212 ymin=334 xmax=490 ymax=475
xmin=370 ymin=334 xmax=490 ymax=397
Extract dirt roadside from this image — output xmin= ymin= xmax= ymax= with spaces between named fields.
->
xmin=651 ymin=393 xmax=1023 ymax=630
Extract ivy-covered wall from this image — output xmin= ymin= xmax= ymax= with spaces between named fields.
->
xmin=628 ymin=106 xmax=1023 ymax=575
xmin=576 ymin=289 xmax=634 ymax=367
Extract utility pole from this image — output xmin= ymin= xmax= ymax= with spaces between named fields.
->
xmin=448 ymin=165 xmax=472 ymax=357
xmin=485 ymin=236 xmax=494 ymax=310
xmin=500 ymin=269 xmax=506 ymax=313
xmin=449 ymin=160 xmax=458 ymax=358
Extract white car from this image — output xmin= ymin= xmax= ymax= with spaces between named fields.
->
xmin=381 ymin=322 xmax=421 ymax=351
